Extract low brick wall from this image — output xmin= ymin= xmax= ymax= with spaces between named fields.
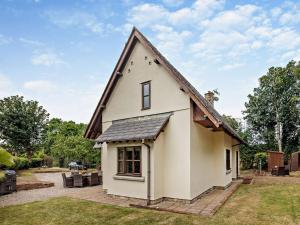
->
xmin=17 ymin=181 xmax=54 ymax=191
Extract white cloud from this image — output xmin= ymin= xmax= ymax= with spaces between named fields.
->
xmin=128 ymin=0 xmax=224 ymax=27
xmin=19 ymin=38 xmax=44 ymax=47
xmin=0 ymin=73 xmax=19 ymax=99
xmin=31 ymin=53 xmax=65 ymax=66
xmin=168 ymin=0 xmax=225 ymax=25
xmin=23 ymin=80 xmax=56 ymax=92
xmin=277 ymin=2 xmax=300 ymax=25
xmin=271 ymin=7 xmax=282 ymax=18
xmin=128 ymin=4 xmax=168 ymax=28
xmin=191 ymin=30 xmax=250 ymax=61
xmin=201 ymin=4 xmax=260 ymax=31
xmin=151 ymin=25 xmax=191 ymax=58
xmin=45 ymin=10 xmax=104 ymax=34
xmin=268 ymin=28 xmax=300 ymax=51
xmin=221 ymin=63 xmax=244 ymax=71
xmin=27 ymin=82 xmax=106 ymax=123
xmin=0 ymin=34 xmax=12 ymax=45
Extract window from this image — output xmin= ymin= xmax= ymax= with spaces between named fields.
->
xmin=226 ymin=149 xmax=231 ymax=171
xmin=117 ymin=146 xmax=141 ymax=176
xmin=142 ymin=81 xmax=151 ymax=110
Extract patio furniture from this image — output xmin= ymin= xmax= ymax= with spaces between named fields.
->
xmin=278 ymin=166 xmax=285 ymax=176
xmin=0 ymin=170 xmax=16 ymax=195
xmin=82 ymin=174 xmax=90 ymax=186
xmin=271 ymin=166 xmax=286 ymax=176
xmin=284 ymin=165 xmax=290 ymax=175
xmin=71 ymin=171 xmax=79 ymax=176
xmin=271 ymin=166 xmax=278 ymax=176
xmin=62 ymin=173 xmax=73 ymax=188
xmin=73 ymin=174 xmax=83 ymax=187
xmin=87 ymin=173 xmax=100 ymax=186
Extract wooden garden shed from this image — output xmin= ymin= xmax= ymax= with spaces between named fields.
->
xmin=267 ymin=151 xmax=284 ymax=172
xmin=291 ymin=151 xmax=300 ymax=171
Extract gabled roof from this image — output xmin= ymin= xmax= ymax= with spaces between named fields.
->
xmin=96 ymin=113 xmax=171 ymax=143
xmin=84 ymin=27 xmax=244 ymax=144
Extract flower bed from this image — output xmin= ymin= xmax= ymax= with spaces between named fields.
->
xmin=16 ymin=181 xmax=54 ymax=191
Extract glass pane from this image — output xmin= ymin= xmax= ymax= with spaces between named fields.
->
xmin=126 ymin=161 xmax=133 ymax=173
xmin=134 ymin=161 xmax=141 ymax=174
xmin=143 ymin=96 xmax=150 ymax=108
xmin=118 ymin=149 xmax=124 ymax=160
xmin=134 ymin=149 xmax=140 ymax=160
xmin=143 ymin=83 xmax=150 ymax=96
xmin=126 ymin=149 xmax=133 ymax=160
xmin=118 ymin=161 xmax=124 ymax=173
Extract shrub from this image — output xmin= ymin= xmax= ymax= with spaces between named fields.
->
xmin=33 ymin=150 xmax=45 ymax=159
xmin=30 ymin=158 xmax=43 ymax=168
xmin=43 ymin=155 xmax=53 ymax=167
xmin=254 ymin=152 xmax=267 ymax=170
xmin=9 ymin=157 xmax=30 ymax=170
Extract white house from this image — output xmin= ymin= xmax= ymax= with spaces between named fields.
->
xmin=85 ymin=27 xmax=244 ymax=205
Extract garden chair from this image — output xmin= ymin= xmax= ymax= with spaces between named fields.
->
xmin=278 ymin=166 xmax=285 ymax=176
xmin=284 ymin=165 xmax=290 ymax=175
xmin=62 ymin=173 xmax=73 ymax=188
xmin=87 ymin=173 xmax=100 ymax=186
xmin=73 ymin=174 xmax=83 ymax=187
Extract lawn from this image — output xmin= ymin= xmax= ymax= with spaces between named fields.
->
xmin=0 ymin=183 xmax=300 ymax=225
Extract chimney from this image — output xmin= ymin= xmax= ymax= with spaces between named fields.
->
xmin=205 ymin=91 xmax=215 ymax=107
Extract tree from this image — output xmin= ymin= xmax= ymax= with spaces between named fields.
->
xmin=244 ymin=61 xmax=300 ymax=154
xmin=222 ymin=115 xmax=242 ymax=133
xmin=0 ymin=95 xmax=49 ymax=158
xmin=44 ymin=119 xmax=100 ymax=167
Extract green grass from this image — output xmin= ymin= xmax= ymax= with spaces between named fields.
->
xmin=1 ymin=184 xmax=300 ymax=225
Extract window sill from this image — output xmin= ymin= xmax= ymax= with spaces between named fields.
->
xmin=226 ymin=169 xmax=232 ymax=174
xmin=113 ymin=175 xmax=145 ymax=182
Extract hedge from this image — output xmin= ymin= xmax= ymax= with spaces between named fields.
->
xmin=30 ymin=158 xmax=43 ymax=168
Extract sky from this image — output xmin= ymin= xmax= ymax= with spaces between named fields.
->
xmin=0 ymin=0 xmax=300 ymax=123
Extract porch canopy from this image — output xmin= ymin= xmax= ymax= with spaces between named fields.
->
xmin=96 ymin=113 xmax=171 ymax=144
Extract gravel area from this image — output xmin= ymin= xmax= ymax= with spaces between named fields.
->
xmin=0 ymin=173 xmax=99 ymax=207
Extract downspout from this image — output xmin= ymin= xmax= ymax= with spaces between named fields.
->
xmin=142 ymin=140 xmax=151 ymax=206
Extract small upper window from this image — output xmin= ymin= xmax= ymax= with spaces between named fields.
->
xmin=142 ymin=81 xmax=151 ymax=110
xmin=226 ymin=149 xmax=231 ymax=171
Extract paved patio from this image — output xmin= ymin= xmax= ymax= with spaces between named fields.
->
xmin=135 ymin=180 xmax=242 ymax=216
xmin=0 ymin=173 xmax=241 ymax=216
xmin=0 ymin=173 xmax=144 ymax=208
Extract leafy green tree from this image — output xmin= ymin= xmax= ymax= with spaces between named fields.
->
xmin=0 ymin=96 xmax=49 ymax=158
xmin=244 ymin=61 xmax=300 ymax=154
xmin=44 ymin=119 xmax=100 ymax=167
xmin=223 ymin=115 xmax=268 ymax=169
xmin=222 ymin=115 xmax=242 ymax=133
